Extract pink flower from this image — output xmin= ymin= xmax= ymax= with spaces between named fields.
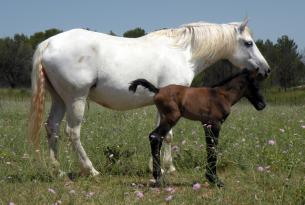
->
xmin=48 ymin=188 xmax=56 ymax=194
xmin=192 ymin=182 xmax=201 ymax=191
xmin=301 ymin=125 xmax=305 ymax=129
xmin=267 ymin=139 xmax=276 ymax=145
xmin=257 ymin=166 xmax=265 ymax=172
xmin=165 ymin=195 xmax=174 ymax=202
xmin=69 ymin=189 xmax=76 ymax=194
xmin=206 ymin=124 xmax=212 ymax=129
xmin=171 ymin=145 xmax=179 ymax=152
xmin=86 ymin=192 xmax=95 ymax=198
xmin=135 ymin=191 xmax=144 ymax=199
xmin=165 ymin=187 xmax=175 ymax=194
xmin=8 ymin=202 xmax=15 ymax=205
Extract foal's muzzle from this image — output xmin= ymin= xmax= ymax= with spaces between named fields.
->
xmin=255 ymin=101 xmax=266 ymax=111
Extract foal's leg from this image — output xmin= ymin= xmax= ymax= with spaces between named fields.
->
xmin=65 ymin=99 xmax=99 ymax=176
xmin=149 ymin=121 xmax=172 ymax=186
xmin=204 ymin=122 xmax=224 ymax=187
xmin=45 ymin=86 xmax=66 ymax=174
xmin=149 ymin=112 xmax=176 ymax=173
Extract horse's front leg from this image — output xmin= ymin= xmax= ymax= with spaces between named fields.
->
xmin=204 ymin=122 xmax=224 ymax=187
xmin=149 ymin=112 xmax=176 ymax=173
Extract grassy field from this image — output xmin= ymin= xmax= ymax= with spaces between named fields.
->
xmin=0 ymin=93 xmax=304 ymax=204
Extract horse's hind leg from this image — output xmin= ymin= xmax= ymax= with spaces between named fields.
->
xmin=65 ymin=99 xmax=99 ymax=176
xmin=163 ymin=129 xmax=176 ymax=173
xmin=45 ymin=85 xmax=66 ymax=174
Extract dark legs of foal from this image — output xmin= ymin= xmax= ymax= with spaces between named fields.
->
xmin=149 ymin=122 xmax=173 ymax=186
xmin=204 ymin=122 xmax=224 ymax=187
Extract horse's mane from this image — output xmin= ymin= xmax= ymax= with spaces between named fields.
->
xmin=211 ymin=69 xmax=250 ymax=88
xmin=146 ymin=21 xmax=251 ymax=62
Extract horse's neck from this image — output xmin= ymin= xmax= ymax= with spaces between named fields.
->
xmin=219 ymin=78 xmax=247 ymax=106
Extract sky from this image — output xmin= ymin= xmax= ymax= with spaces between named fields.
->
xmin=0 ymin=0 xmax=304 ymax=49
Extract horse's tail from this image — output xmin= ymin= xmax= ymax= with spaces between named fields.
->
xmin=28 ymin=40 xmax=49 ymax=153
xmin=129 ymin=79 xmax=160 ymax=94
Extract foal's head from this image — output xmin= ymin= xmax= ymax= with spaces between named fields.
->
xmin=213 ymin=68 xmax=266 ymax=110
xmin=241 ymin=68 xmax=266 ymax=110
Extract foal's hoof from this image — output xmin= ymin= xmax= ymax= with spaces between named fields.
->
xmin=205 ymin=173 xmax=224 ymax=188
xmin=151 ymin=177 xmax=165 ymax=187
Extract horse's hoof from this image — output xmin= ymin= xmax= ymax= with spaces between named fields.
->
xmin=165 ymin=165 xmax=176 ymax=174
xmin=90 ymin=169 xmax=100 ymax=177
xmin=80 ymin=168 xmax=100 ymax=177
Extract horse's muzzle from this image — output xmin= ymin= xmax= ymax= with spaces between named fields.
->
xmin=257 ymin=68 xmax=271 ymax=80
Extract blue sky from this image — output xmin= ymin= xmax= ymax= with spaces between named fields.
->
xmin=1 ymin=0 xmax=304 ymax=49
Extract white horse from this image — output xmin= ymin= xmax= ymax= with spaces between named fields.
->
xmin=29 ymin=19 xmax=270 ymax=176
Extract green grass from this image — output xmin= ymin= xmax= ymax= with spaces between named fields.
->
xmin=0 ymin=95 xmax=304 ymax=204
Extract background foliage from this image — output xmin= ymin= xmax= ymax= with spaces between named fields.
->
xmin=0 ymin=27 xmax=304 ymax=89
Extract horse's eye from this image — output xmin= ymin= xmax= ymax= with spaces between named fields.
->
xmin=244 ymin=41 xmax=253 ymax=48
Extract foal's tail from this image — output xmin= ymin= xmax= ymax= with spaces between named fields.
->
xmin=129 ymin=79 xmax=160 ymax=94
xmin=28 ymin=41 xmax=49 ymax=152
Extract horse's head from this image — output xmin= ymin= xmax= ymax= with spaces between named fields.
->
xmin=243 ymin=68 xmax=266 ymax=110
xmin=229 ymin=19 xmax=270 ymax=80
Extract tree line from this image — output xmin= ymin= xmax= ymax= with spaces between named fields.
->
xmin=0 ymin=27 xmax=304 ymax=89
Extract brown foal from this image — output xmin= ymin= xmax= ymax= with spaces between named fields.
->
xmin=129 ymin=68 xmax=266 ymax=187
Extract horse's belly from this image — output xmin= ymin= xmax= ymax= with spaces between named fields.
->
xmin=89 ymin=86 xmax=154 ymax=111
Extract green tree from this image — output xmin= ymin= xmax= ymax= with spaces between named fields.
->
xmin=123 ymin=27 xmax=145 ymax=38
xmin=275 ymin=35 xmax=305 ymax=89
xmin=29 ymin=28 xmax=62 ymax=49
xmin=0 ymin=34 xmax=33 ymax=88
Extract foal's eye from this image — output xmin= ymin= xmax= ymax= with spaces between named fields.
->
xmin=244 ymin=41 xmax=253 ymax=48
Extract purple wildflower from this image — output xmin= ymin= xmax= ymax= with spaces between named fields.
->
xmin=135 ymin=191 xmax=144 ymax=199
xmin=257 ymin=166 xmax=265 ymax=172
xmin=48 ymin=188 xmax=56 ymax=194
xmin=267 ymin=139 xmax=276 ymax=145
xmin=165 ymin=195 xmax=174 ymax=202
xmin=192 ymin=182 xmax=201 ymax=191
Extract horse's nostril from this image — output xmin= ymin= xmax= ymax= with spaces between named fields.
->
xmin=267 ymin=69 xmax=271 ymax=73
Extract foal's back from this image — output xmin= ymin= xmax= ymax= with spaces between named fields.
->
xmin=154 ymin=85 xmax=230 ymax=122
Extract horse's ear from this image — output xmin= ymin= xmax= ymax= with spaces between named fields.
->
xmin=238 ymin=17 xmax=249 ymax=33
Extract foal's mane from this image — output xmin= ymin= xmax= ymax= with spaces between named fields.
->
xmin=146 ymin=22 xmax=251 ymax=61
xmin=211 ymin=69 xmax=250 ymax=88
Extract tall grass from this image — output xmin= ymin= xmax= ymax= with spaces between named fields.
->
xmin=0 ymin=91 xmax=304 ymax=204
